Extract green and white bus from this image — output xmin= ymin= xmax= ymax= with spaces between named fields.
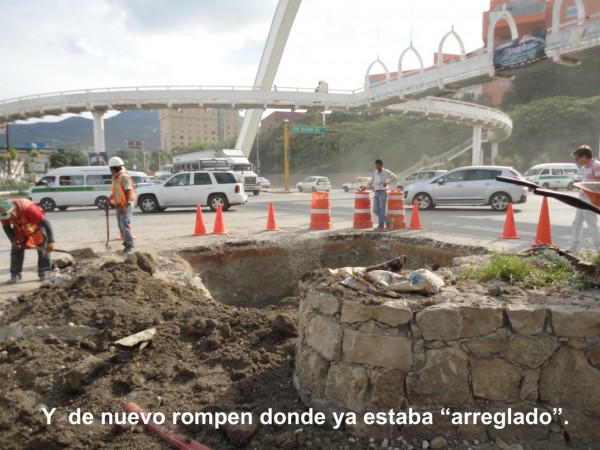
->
xmin=28 ymin=166 xmax=113 ymax=211
xmin=523 ymin=163 xmax=578 ymax=190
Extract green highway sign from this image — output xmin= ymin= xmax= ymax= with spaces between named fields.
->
xmin=291 ymin=125 xmax=327 ymax=134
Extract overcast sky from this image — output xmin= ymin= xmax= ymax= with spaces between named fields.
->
xmin=0 ymin=0 xmax=488 ymax=114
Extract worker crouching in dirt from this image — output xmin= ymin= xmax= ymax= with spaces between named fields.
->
xmin=0 ymin=198 xmax=55 ymax=284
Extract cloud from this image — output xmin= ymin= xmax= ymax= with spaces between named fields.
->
xmin=0 ymin=0 xmax=488 ymax=100
xmin=108 ymin=0 xmax=276 ymax=33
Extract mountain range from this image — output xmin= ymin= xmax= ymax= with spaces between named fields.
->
xmin=5 ymin=110 xmax=161 ymax=152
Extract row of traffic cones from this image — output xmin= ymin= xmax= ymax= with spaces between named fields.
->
xmin=500 ymin=197 xmax=554 ymax=247
xmin=193 ymin=202 xmax=279 ymax=236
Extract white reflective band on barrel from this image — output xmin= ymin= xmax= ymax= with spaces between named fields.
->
xmin=388 ymin=209 xmax=404 ymax=214
xmin=310 ymin=209 xmax=330 ymax=214
xmin=354 ymin=208 xmax=370 ymax=214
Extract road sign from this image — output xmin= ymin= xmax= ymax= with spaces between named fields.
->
xmin=291 ymin=125 xmax=327 ymax=134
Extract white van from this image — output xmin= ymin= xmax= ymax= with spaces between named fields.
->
xmin=28 ymin=166 xmax=146 ymax=211
xmin=523 ymin=163 xmax=578 ymax=190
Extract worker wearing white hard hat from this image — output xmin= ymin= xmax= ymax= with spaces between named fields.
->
xmin=107 ymin=157 xmax=136 ymax=253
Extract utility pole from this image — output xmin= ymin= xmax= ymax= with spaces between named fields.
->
xmin=284 ymin=122 xmax=290 ymax=192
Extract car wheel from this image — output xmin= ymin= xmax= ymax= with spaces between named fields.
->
xmin=343 ymin=186 xmax=349 ymax=192
xmin=490 ymin=192 xmax=511 ymax=211
xmin=298 ymin=186 xmax=303 ymax=192
xmin=95 ymin=196 xmax=108 ymax=209
xmin=541 ymin=182 xmax=550 ymax=189
xmin=139 ymin=194 xmax=160 ymax=213
xmin=311 ymin=187 xmax=317 ymax=192
xmin=414 ymin=193 xmax=433 ymax=210
xmin=253 ymin=190 xmax=260 ymax=196
xmin=39 ymin=198 xmax=56 ymax=212
xmin=567 ymin=182 xmax=574 ymax=191
xmin=57 ymin=206 xmax=69 ymax=211
xmin=208 ymin=194 xmax=229 ymax=212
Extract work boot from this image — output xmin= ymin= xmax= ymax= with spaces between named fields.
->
xmin=39 ymin=272 xmax=50 ymax=281
xmin=6 ymin=274 xmax=21 ymax=285
xmin=374 ymin=225 xmax=384 ymax=232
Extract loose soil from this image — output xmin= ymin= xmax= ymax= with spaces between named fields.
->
xmin=0 ymin=250 xmax=586 ymax=450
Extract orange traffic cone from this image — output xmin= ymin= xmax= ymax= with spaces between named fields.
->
xmin=212 ymin=204 xmax=227 ymax=235
xmin=499 ymin=203 xmax=519 ymax=239
xmin=266 ymin=202 xmax=278 ymax=231
xmin=408 ymin=199 xmax=424 ymax=230
xmin=532 ymin=197 xmax=555 ymax=247
xmin=193 ymin=204 xmax=207 ymax=236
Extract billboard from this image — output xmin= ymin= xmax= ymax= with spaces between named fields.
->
xmin=127 ymin=140 xmax=143 ymax=150
xmin=493 ymin=30 xmax=547 ymax=71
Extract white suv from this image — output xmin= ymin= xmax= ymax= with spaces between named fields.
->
xmin=403 ymin=166 xmax=527 ymax=211
xmin=136 ymin=171 xmax=247 ymax=213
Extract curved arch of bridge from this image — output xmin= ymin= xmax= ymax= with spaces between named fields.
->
xmin=0 ymin=0 xmax=597 ymax=164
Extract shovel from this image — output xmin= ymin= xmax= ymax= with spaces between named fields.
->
xmin=104 ymin=200 xmax=110 ymax=250
xmin=28 ymin=246 xmax=75 ymax=255
xmin=496 ymin=176 xmax=600 ymax=215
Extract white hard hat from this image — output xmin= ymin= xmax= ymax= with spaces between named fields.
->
xmin=108 ymin=156 xmax=125 ymax=167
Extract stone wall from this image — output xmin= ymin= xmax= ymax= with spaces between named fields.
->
xmin=293 ymin=285 xmax=600 ymax=446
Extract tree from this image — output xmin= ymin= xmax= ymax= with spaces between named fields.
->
xmin=49 ymin=149 xmax=88 ymax=168
xmin=502 ymin=55 xmax=600 ymax=109
xmin=502 ymin=95 xmax=600 ymax=169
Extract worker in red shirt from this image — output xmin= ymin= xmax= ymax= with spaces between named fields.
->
xmin=0 ymin=198 xmax=55 ymax=284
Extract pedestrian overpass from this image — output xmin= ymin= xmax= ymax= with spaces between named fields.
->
xmin=0 ymin=0 xmax=599 ymax=165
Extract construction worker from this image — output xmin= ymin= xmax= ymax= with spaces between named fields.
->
xmin=0 ymin=198 xmax=55 ymax=284
xmin=107 ymin=156 xmax=136 ymax=253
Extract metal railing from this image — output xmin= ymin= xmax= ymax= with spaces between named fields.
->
xmin=396 ymin=132 xmax=491 ymax=180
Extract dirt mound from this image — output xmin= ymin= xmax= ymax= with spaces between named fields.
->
xmin=0 ymin=251 xmax=575 ymax=450
xmin=0 ymin=253 xmax=314 ymax=450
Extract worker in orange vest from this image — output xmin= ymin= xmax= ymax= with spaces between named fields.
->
xmin=0 ymin=198 xmax=55 ymax=284
xmin=107 ymin=157 xmax=136 ymax=253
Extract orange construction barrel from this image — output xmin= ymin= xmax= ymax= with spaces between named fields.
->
xmin=309 ymin=192 xmax=332 ymax=230
xmin=387 ymin=189 xmax=406 ymax=229
xmin=353 ymin=190 xmax=373 ymax=229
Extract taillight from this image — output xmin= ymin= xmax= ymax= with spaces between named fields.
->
xmin=235 ymin=185 xmax=241 ymax=193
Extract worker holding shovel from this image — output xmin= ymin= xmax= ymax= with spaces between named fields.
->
xmin=0 ymin=198 xmax=55 ymax=284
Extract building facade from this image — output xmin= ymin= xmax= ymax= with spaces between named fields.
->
xmin=481 ymin=0 xmax=600 ymax=104
xmin=159 ymin=108 xmax=242 ymax=152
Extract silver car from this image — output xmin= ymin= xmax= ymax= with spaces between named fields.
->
xmin=403 ymin=165 xmax=527 ymax=211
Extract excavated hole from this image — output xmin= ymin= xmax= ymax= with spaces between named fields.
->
xmin=181 ymin=234 xmax=485 ymax=308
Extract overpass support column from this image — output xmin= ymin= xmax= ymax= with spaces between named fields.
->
xmin=491 ymin=141 xmax=498 ymax=165
xmin=472 ymin=124 xmax=483 ymax=165
xmin=92 ymin=110 xmax=106 ymax=153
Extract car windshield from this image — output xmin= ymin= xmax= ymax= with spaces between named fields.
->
xmin=524 ymin=168 xmax=541 ymax=176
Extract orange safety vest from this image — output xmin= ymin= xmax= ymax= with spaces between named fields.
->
xmin=111 ymin=171 xmax=136 ymax=206
xmin=6 ymin=199 xmax=46 ymax=248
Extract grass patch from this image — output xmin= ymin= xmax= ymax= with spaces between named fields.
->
xmin=462 ymin=251 xmax=588 ymax=289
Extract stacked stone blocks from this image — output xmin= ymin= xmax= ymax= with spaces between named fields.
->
xmin=294 ymin=289 xmax=600 ymax=446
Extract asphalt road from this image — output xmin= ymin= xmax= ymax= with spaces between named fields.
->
xmin=33 ymin=187 xmax=582 ymax=248
xmin=0 ymin=187 xmax=590 ymax=298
